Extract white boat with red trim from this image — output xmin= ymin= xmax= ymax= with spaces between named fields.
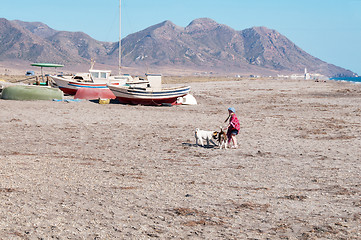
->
xmin=108 ymin=74 xmax=191 ymax=105
xmin=50 ymin=69 xmax=142 ymax=95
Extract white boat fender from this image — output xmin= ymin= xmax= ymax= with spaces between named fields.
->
xmin=181 ymin=94 xmax=197 ymax=105
xmin=176 ymin=96 xmax=183 ymax=104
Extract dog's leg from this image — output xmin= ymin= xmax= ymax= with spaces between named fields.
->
xmin=195 ymin=132 xmax=199 ymax=146
xmin=199 ymin=138 xmax=204 ymax=147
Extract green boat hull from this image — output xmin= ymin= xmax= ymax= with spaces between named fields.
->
xmin=1 ymin=85 xmax=63 ymax=101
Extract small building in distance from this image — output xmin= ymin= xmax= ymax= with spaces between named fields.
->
xmin=290 ymin=68 xmax=328 ymax=81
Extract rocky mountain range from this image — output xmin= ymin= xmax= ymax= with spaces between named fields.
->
xmin=0 ymin=17 xmax=354 ymax=76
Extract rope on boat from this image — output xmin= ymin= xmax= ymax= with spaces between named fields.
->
xmin=13 ymin=76 xmax=37 ymax=83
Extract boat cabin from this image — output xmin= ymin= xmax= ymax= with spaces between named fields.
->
xmin=146 ymin=74 xmax=162 ymax=90
xmin=90 ymin=69 xmax=111 ymax=83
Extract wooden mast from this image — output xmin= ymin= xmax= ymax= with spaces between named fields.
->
xmin=119 ymin=0 xmax=121 ymax=75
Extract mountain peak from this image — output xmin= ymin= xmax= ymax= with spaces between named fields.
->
xmin=12 ymin=20 xmax=57 ymax=39
xmin=150 ymin=20 xmax=178 ymax=29
xmin=137 ymin=20 xmax=181 ymax=36
xmin=186 ymin=18 xmax=219 ymax=31
xmin=160 ymin=20 xmax=175 ymax=26
xmin=188 ymin=18 xmax=218 ymax=25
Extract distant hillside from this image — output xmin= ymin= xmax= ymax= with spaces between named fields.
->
xmin=0 ymin=18 xmax=355 ymax=77
xmin=0 ymin=18 xmax=115 ymax=65
xmin=120 ymin=18 xmax=353 ymax=77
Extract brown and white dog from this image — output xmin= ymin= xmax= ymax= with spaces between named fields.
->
xmin=195 ymin=128 xmax=218 ymax=147
xmin=217 ymin=127 xmax=228 ymax=149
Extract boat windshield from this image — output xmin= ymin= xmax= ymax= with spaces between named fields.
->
xmin=91 ymin=72 xmax=99 ymax=79
xmin=100 ymin=72 xmax=107 ymax=78
xmin=91 ymin=71 xmax=109 ymax=79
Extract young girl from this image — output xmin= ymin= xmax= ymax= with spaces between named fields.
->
xmin=225 ymin=107 xmax=240 ymax=148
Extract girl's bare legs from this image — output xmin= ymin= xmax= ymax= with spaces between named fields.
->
xmin=231 ymin=134 xmax=238 ymax=148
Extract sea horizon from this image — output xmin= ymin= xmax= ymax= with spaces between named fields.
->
xmin=330 ymin=76 xmax=361 ymax=84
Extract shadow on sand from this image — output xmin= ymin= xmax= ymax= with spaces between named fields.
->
xmin=182 ymin=143 xmax=216 ymax=149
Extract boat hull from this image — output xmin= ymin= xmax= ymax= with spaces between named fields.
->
xmin=108 ymin=85 xmax=191 ymax=105
xmin=51 ymin=76 xmax=108 ymax=95
xmin=74 ymin=88 xmax=116 ymax=100
xmin=1 ymin=85 xmax=63 ymax=101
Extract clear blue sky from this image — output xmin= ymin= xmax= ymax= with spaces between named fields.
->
xmin=1 ymin=0 xmax=360 ymax=74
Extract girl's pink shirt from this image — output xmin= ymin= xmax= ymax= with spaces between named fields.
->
xmin=229 ymin=113 xmax=240 ymax=131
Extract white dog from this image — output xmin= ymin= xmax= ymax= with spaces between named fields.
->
xmin=195 ymin=128 xmax=218 ymax=147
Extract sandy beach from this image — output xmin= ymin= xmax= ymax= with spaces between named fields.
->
xmin=0 ymin=77 xmax=360 ymax=239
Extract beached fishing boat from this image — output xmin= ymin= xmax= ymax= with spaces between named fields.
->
xmin=108 ymin=74 xmax=191 ymax=105
xmin=50 ymin=69 xmax=133 ymax=95
xmin=1 ymin=85 xmax=63 ymax=101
